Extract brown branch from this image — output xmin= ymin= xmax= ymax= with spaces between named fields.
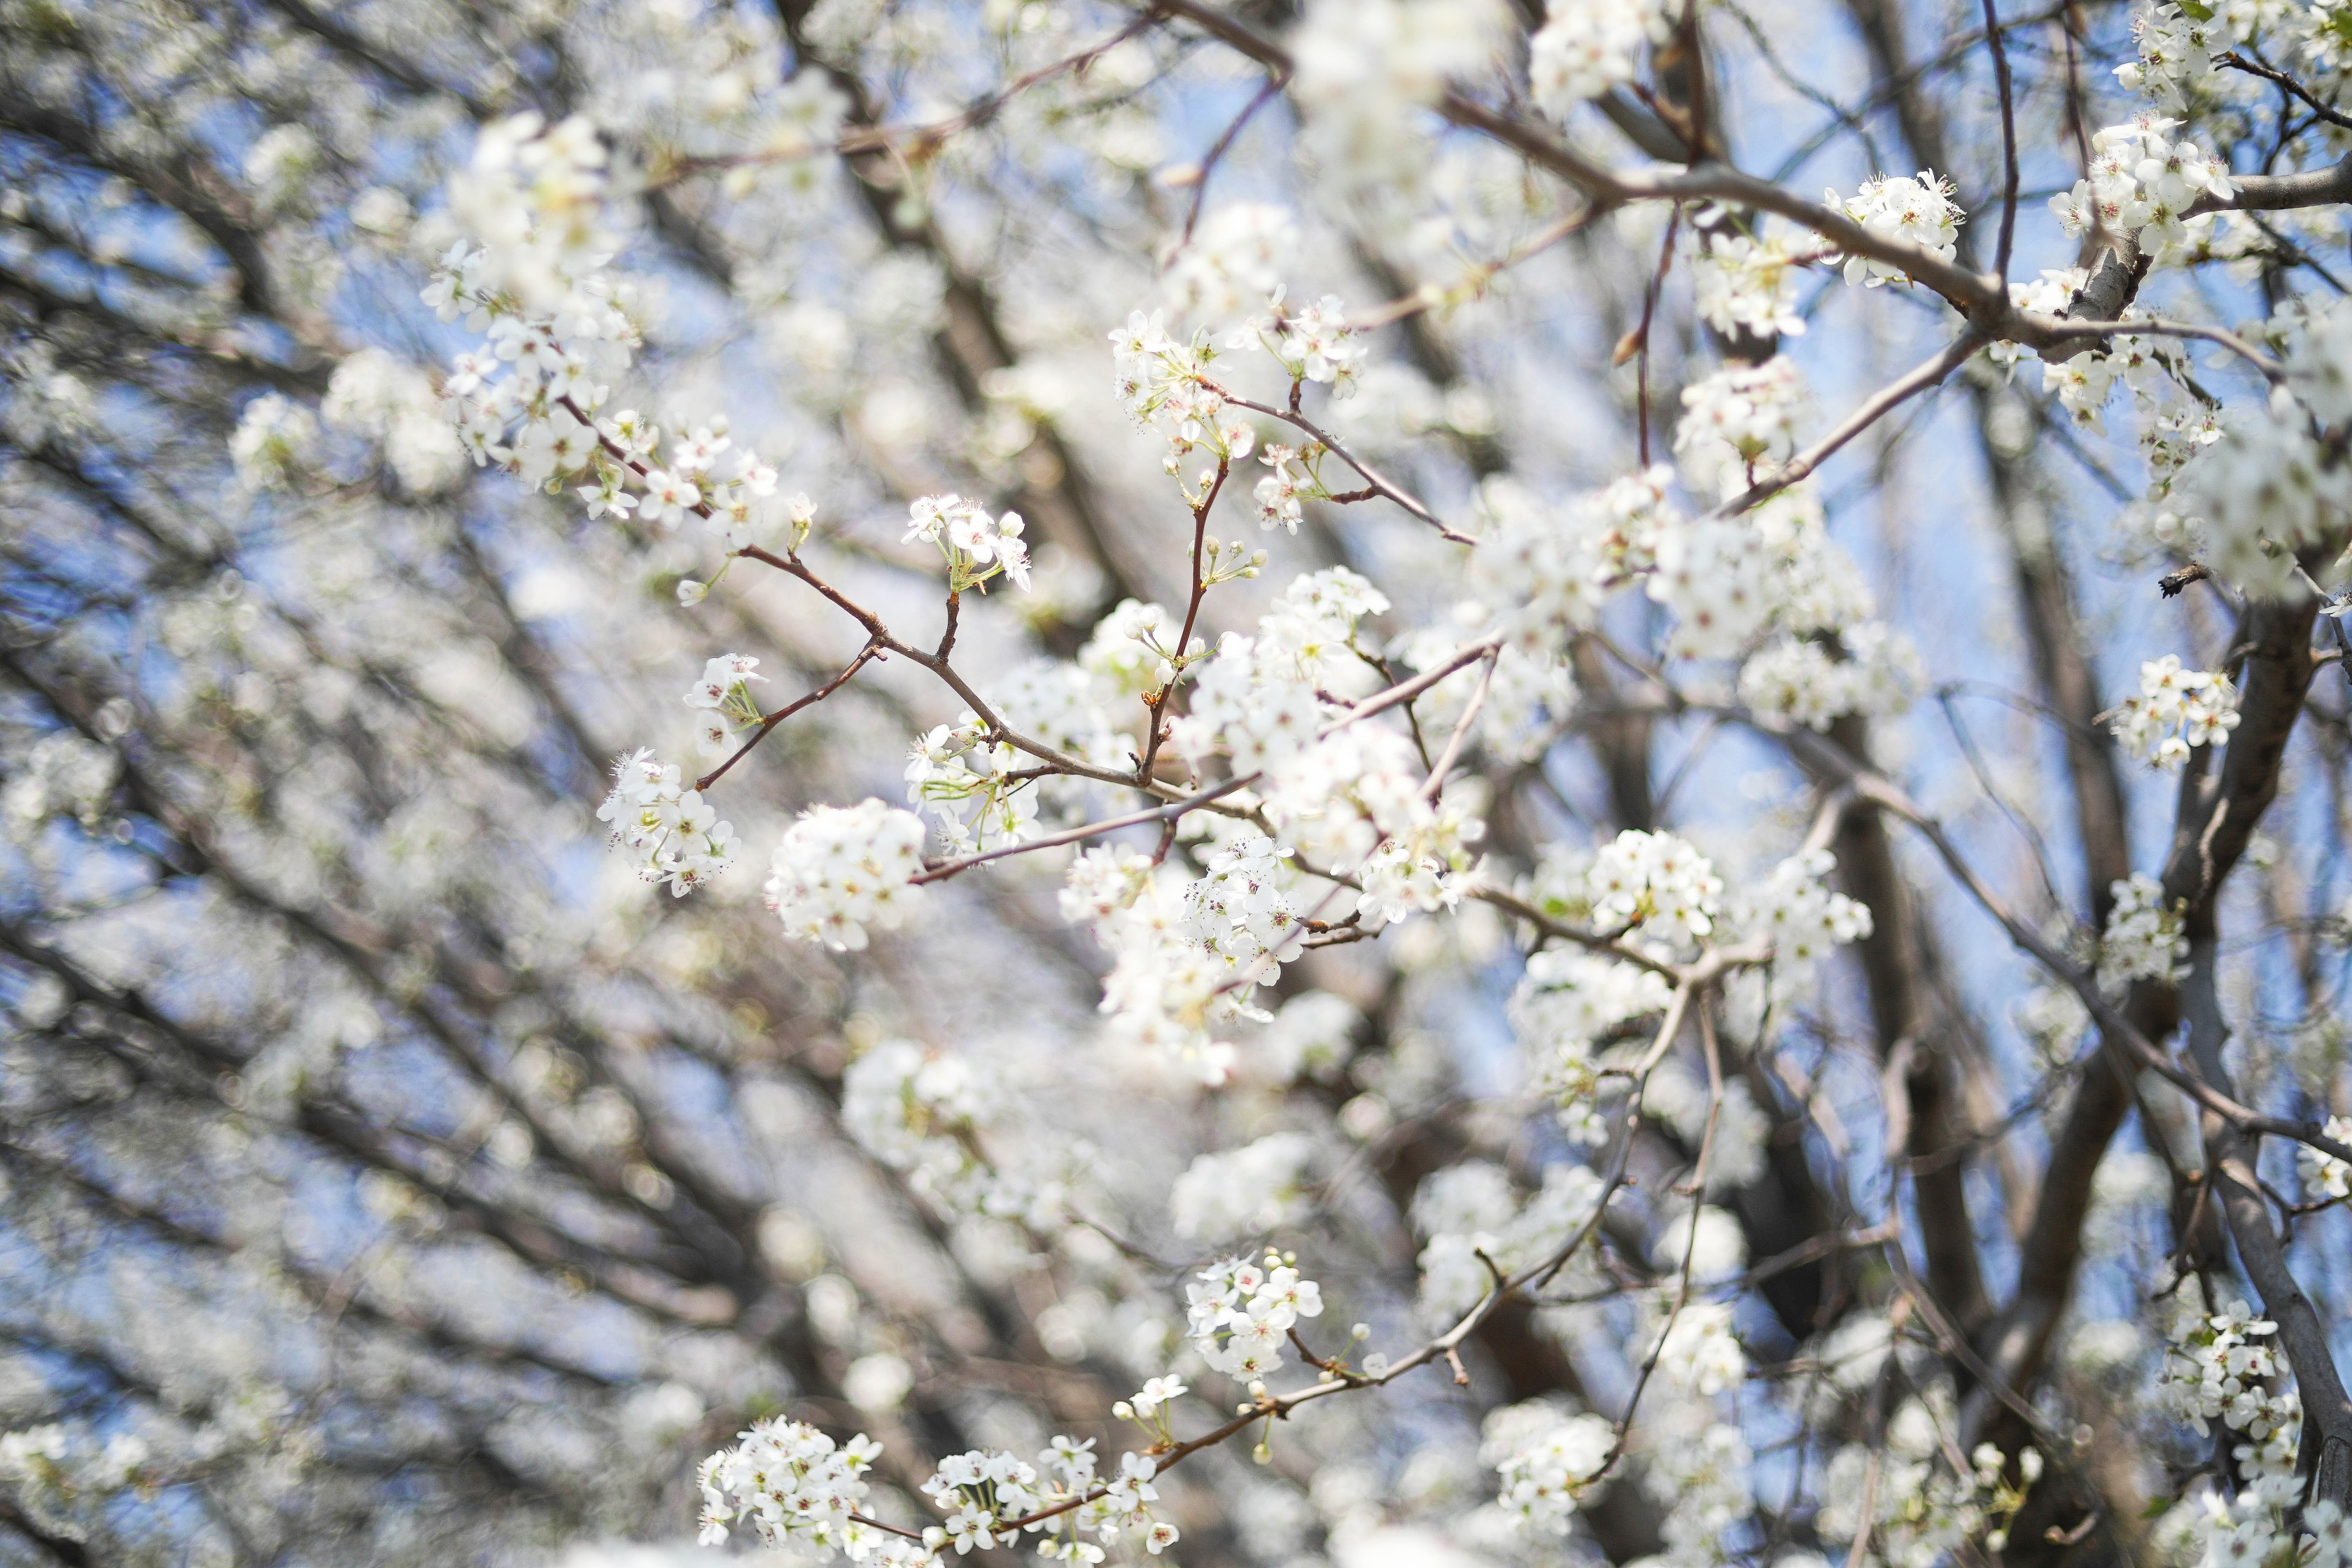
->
xmin=1984 ymin=0 xmax=2021 ymax=277
xmin=694 ymin=638 xmax=885 ymax=792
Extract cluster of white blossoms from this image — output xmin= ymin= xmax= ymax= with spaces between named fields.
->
xmin=2162 ymin=295 xmax=2352 ymax=592
xmin=684 ymin=653 xmax=765 ymax=759
xmin=2097 ymin=872 xmax=2188 ymax=990
xmin=1511 ymin=950 xmax=1673 ymax=1142
xmin=1587 ymin=829 xmax=1723 ymax=947
xmin=2284 ymin=295 xmax=2352 ymax=431
xmin=1649 ymin=515 xmax=1772 ymax=655
xmin=1692 ymin=227 xmax=1812 ymax=340
xmin=1183 ymin=833 xmax=1309 ymax=975
xmin=1163 ymin=202 xmax=1294 ymax=321
xmin=1527 ymin=0 xmax=1672 ymax=114
xmin=764 ymin=799 xmax=928 ymax=950
xmin=319 ymin=349 xmax=465 ymax=495
xmin=1231 ymin=288 xmax=1364 ymax=393
xmin=1826 ymin=171 xmax=1963 ymax=288
xmin=1739 ymin=491 xmax=1920 ymax=721
xmin=1171 ymin=574 xmax=1484 ymax=903
xmin=2049 ymin=115 xmax=2234 ymax=262
xmin=424 ymin=115 xmax=815 ymax=566
xmin=1058 ymin=844 xmax=1158 ymax=928
xmin=1819 ymin=1396 xmax=2036 ymax=1567
xmin=2157 ymin=1294 xmax=2295 ymax=1441
xmin=1117 ymin=274 xmax=1371 ymax=523
xmin=1068 ymin=860 xmax=1245 ymax=1082
xmin=1290 ymin=0 xmax=1508 ymax=189
xmin=1674 ymin=354 xmax=1805 ymax=493
xmin=1109 ymin=309 xmax=1255 ymax=483
xmin=918 ymin=1441 xmax=1177 ymax=1561
xmin=921 ymin=1450 xmax=1044 ymax=1556
xmin=696 ymin=1419 xmax=890 ymax=1557
xmin=1082 ymin=598 xmax=1196 ymax=700
xmin=2156 ymin=1292 xmax=2320 ymax=1568
xmin=595 ymin=748 xmax=741 ymax=895
xmin=1063 ymin=825 xmax=1343 ymax=1081
xmin=229 ymin=393 xmax=319 ymax=493
xmin=2302 ymin=1113 xmax=2352 ymax=1203
xmin=1469 ymin=470 xmax=1675 ymax=652
xmin=1475 ymin=468 xmax=1916 ymax=726
xmin=1411 ymin=1160 xmax=1606 ymax=1320
xmin=2115 ymin=0 xmax=2231 ymax=109
xmin=2108 ymin=654 xmax=2241 ymax=770
xmin=1650 ymin=1300 xmax=1746 ymax=1397
xmin=1504 ymin=843 xmax=1867 ymax=1142
xmin=1356 ymin=802 xmax=1488 ymax=923
xmin=1252 ymin=442 xmax=1322 ymax=533
xmin=1734 ymin=849 xmax=1875 ymax=965
xmin=1184 ymin=1251 xmax=1324 ymax=1380
xmin=844 ymin=1040 xmax=1058 ymax=1225
xmin=1640 ymin=1414 xmax=1762 ymax=1562
xmin=1255 ymin=718 xmax=1476 ymax=896
xmin=2033 ymin=301 xmax=2203 ymax=443
xmin=905 ymin=718 xmax=1054 ymax=855
xmin=2163 ymin=1281 xmax=2337 ymax=1568
xmin=1737 ymin=626 xmax=1920 ymax=730
xmin=2186 ymin=400 xmax=2352 ymax=594
xmin=1170 ymin=1130 xmax=1314 ymax=1242
xmin=1488 ymin=1404 xmax=1616 ymax=1535
xmin=423 ymin=119 xmax=631 ymax=476
xmin=905 ymin=492 xmax=1031 ymax=593
xmin=1066 ymin=829 xmax=1354 ymax=1081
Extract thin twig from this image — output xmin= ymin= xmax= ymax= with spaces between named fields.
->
xmin=1983 ymin=0 xmax=2020 ymax=278
xmin=1210 ymin=386 xmax=1472 ymax=543
xmin=656 ymin=13 xmax=1161 ymax=186
xmin=694 ymin=638 xmax=884 ymax=792
xmin=2021 ymin=314 xmax=2285 ymax=379
xmin=2220 ymin=49 xmax=2352 ymax=133
xmin=909 ymin=776 xmax=1255 ymax=883
xmin=1713 ymin=329 xmax=1987 ymax=519
xmin=1420 ymin=647 xmax=1499 ymax=801
xmin=1180 ymin=76 xmax=1283 ymax=245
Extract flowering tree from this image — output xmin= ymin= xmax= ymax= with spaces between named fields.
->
xmin=13 ymin=0 xmax=2352 ymax=1564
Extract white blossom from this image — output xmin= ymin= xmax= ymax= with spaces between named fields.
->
xmin=1827 ymin=171 xmax=1963 ymax=288
xmin=765 ymin=799 xmax=928 ymax=949
xmin=1528 ymin=0 xmax=1671 ymax=114
xmin=1492 ymin=1408 xmax=1614 ymax=1534
xmin=696 ymin=1420 xmax=892 ymax=1557
xmin=2099 ymin=873 xmax=2187 ymax=990
xmin=2109 ymin=655 xmax=2241 ymax=770
xmin=595 ymin=748 xmax=742 ymax=896
xmin=1170 ymin=1133 xmax=1314 ymax=1241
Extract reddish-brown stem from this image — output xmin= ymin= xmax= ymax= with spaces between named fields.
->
xmin=937 ymin=589 xmax=961 ymax=662
xmin=1133 ymin=458 xmax=1230 ymax=783
xmin=909 ymin=775 xmax=1254 ymax=884
xmin=1210 ymin=385 xmax=1471 ymax=544
xmin=694 ymin=638 xmax=884 ymax=792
